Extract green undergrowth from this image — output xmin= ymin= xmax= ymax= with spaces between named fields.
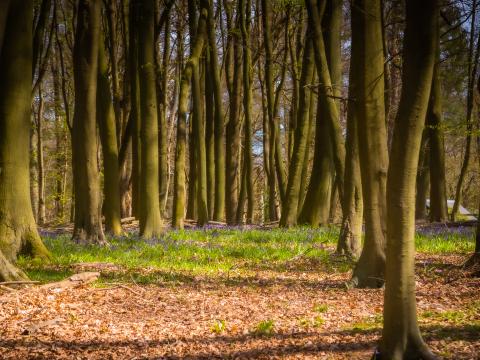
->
xmin=18 ymin=226 xmax=475 ymax=284
xmin=415 ymin=231 xmax=474 ymax=254
xmin=20 ymin=227 xmax=342 ymax=284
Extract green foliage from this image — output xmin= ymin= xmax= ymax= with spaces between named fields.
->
xmin=312 ymin=303 xmax=329 ymax=313
xmin=253 ymin=319 xmax=275 ymax=336
xmin=415 ymin=232 xmax=474 ymax=254
xmin=210 ymin=319 xmax=227 ymax=334
xmin=347 ymin=313 xmax=383 ymax=332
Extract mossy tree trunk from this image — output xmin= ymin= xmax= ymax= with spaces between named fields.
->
xmin=378 ymin=0 xmax=438 ymax=358
xmin=0 ymin=0 xmax=50 ymax=281
xmin=348 ymin=0 xmax=388 ymax=288
xmin=138 ymin=0 xmax=163 ymax=237
xmin=172 ymin=0 xmax=208 ymax=229
xmin=97 ymin=24 xmax=122 ymax=236
xmin=72 ymin=0 xmax=105 ymax=244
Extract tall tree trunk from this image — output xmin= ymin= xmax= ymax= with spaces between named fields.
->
xmin=304 ymin=0 xmax=346 ymax=216
xmin=280 ymin=31 xmax=315 ymax=227
xmin=207 ymin=0 xmax=226 ymax=222
xmin=52 ymin=57 xmax=67 ymax=220
xmin=97 ymin=28 xmax=122 ymax=236
xmin=379 ymin=0 xmax=438 ymax=358
xmin=0 ymin=0 xmax=50 ymax=281
xmin=72 ymin=0 xmax=105 ymax=244
xmin=261 ymin=0 xmax=287 ymax=206
xmin=415 ymin=133 xmax=429 ymax=220
xmin=348 ymin=0 xmax=388 ymax=288
xmin=240 ymin=0 xmax=254 ymax=224
xmin=172 ymin=0 xmax=207 ymax=229
xmin=157 ymin=6 xmax=171 ymax=217
xmin=129 ymin=0 xmax=141 ymax=219
xmin=138 ymin=0 xmax=163 ymax=237
xmin=225 ymin=7 xmax=242 ymax=225
xmin=427 ymin=51 xmax=448 ymax=222
xmin=337 ymin=37 xmax=363 ymax=258
xmin=36 ymin=86 xmax=46 ymax=225
xmin=258 ymin=63 xmax=278 ymax=221
xmin=205 ymin=54 xmax=215 ymax=219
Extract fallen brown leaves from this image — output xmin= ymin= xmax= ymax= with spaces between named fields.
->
xmin=0 ymin=254 xmax=478 ymax=359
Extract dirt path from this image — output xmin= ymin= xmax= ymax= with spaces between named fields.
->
xmin=0 ymin=254 xmax=478 ymax=359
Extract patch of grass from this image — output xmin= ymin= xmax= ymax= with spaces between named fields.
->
xmin=346 ymin=313 xmax=383 ymax=332
xmin=313 ymin=303 xmax=329 ymax=313
xmin=253 ymin=319 xmax=275 ymax=336
xmin=210 ymin=319 xmax=227 ymax=334
xmin=415 ymin=232 xmax=474 ymax=254
xmin=420 ymin=302 xmax=480 ymax=326
xmin=18 ymin=226 xmax=475 ymax=284
xmin=19 ymin=227 xmax=341 ymax=284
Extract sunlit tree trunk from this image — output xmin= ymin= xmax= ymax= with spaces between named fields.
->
xmin=72 ymin=0 xmax=105 ymax=244
xmin=0 ymin=0 xmax=50 ymax=281
xmin=207 ymin=0 xmax=226 ymax=222
xmin=172 ymin=0 xmax=208 ymax=228
xmin=379 ymin=0 xmax=438 ymax=357
xmin=137 ymin=0 xmax=163 ymax=237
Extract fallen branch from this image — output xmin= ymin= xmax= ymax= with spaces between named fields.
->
xmin=0 ymin=280 xmax=40 ymax=285
xmin=40 ymin=272 xmax=100 ymax=290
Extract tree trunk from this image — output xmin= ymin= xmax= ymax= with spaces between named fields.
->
xmin=72 ymin=0 xmax=105 ymax=244
xmin=427 ymin=52 xmax=448 ymax=222
xmin=225 ymin=6 xmax=242 ymax=225
xmin=240 ymin=0 xmax=254 ymax=224
xmin=451 ymin=0 xmax=478 ymax=221
xmin=305 ymin=0 xmax=346 ymax=217
xmin=172 ymin=0 xmax=207 ymax=229
xmin=280 ymin=32 xmax=315 ymax=227
xmin=348 ymin=0 xmax=388 ymax=288
xmin=205 ymin=54 xmax=215 ymax=219
xmin=337 ymin=39 xmax=363 ymax=258
xmin=129 ymin=0 xmax=141 ymax=219
xmin=157 ymin=6 xmax=171 ymax=218
xmin=261 ymin=0 xmax=287 ymax=206
xmin=0 ymin=0 xmax=50 ymax=281
xmin=97 ymin=28 xmax=122 ymax=236
xmin=207 ymin=0 xmax=226 ymax=222
xmin=138 ymin=0 xmax=163 ymax=237
xmin=36 ymin=86 xmax=46 ymax=225
xmin=415 ymin=132 xmax=429 ymax=220
xmin=378 ymin=0 xmax=438 ymax=358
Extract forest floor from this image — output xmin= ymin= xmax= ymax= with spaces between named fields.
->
xmin=0 ymin=225 xmax=478 ymax=359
